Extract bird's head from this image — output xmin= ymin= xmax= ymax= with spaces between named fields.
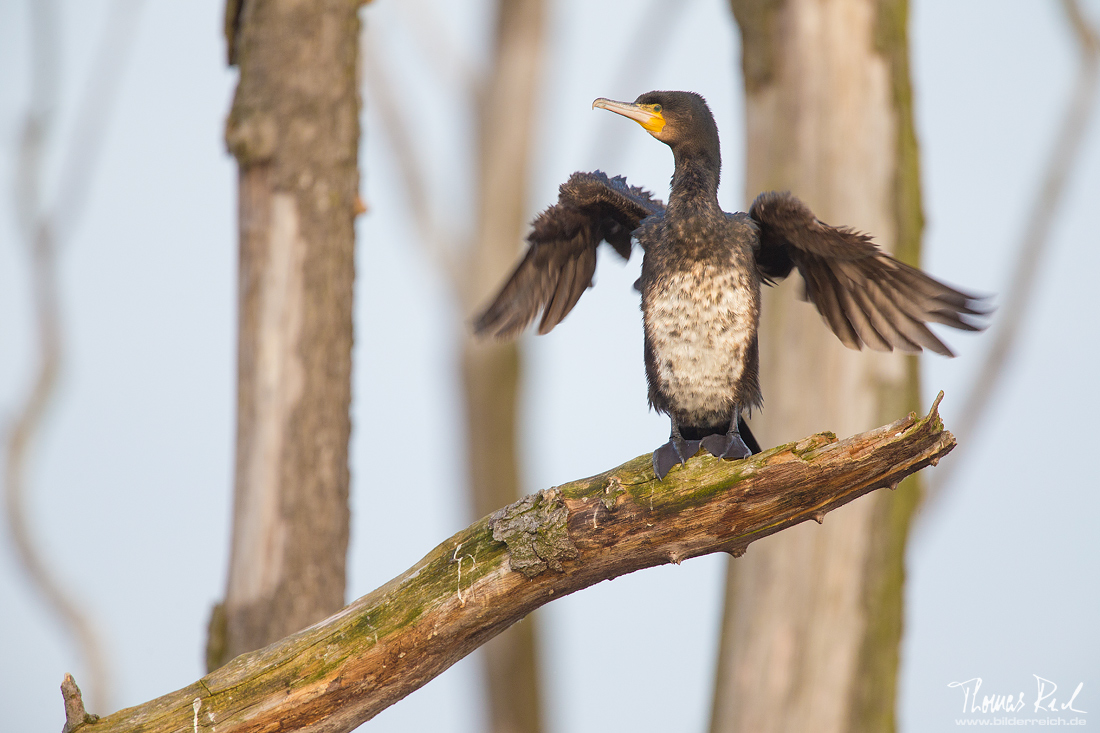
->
xmin=593 ymin=91 xmax=720 ymax=164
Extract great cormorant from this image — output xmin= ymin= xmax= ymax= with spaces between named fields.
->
xmin=474 ymin=91 xmax=986 ymax=480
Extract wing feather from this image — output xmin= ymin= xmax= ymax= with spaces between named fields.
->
xmin=800 ymin=262 xmax=862 ymax=350
xmin=864 ymin=275 xmax=953 ymax=354
xmin=834 ymin=275 xmax=893 ymax=352
xmin=749 ymin=191 xmax=989 ymax=355
xmin=474 ymin=171 xmax=664 ymax=339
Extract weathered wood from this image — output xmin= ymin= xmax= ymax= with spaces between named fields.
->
xmin=61 ymin=674 xmax=98 ymax=733
xmin=213 ymin=0 xmax=361 ymax=666
xmin=69 ymin=398 xmax=953 ymax=733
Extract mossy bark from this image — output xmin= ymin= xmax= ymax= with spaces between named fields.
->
xmin=67 ymin=404 xmax=954 ymax=733
xmin=711 ymin=1 xmax=924 ymax=732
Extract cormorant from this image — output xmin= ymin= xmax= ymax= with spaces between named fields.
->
xmin=474 ymin=91 xmax=986 ymax=480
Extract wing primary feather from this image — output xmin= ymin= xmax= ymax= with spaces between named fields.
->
xmin=857 ymin=278 xmax=930 ymax=353
xmin=829 ymin=269 xmax=892 ymax=352
xmin=800 ymin=259 xmax=862 ymax=350
xmin=833 ymin=259 xmax=925 ymax=352
xmin=538 ymin=252 xmax=575 ymax=334
xmin=866 ymin=275 xmax=955 ymax=355
xmin=892 ymin=264 xmax=988 ymax=315
xmin=472 ymin=246 xmax=544 ymax=338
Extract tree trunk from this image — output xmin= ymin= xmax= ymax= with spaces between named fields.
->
xmin=208 ymin=0 xmax=361 ymax=668
xmin=462 ymin=2 xmax=547 ymax=731
xmin=710 ymin=1 xmax=923 ymax=732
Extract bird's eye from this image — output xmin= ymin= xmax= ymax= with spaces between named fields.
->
xmin=653 ymin=104 xmax=663 ymax=113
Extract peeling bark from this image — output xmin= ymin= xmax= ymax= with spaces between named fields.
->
xmin=490 ymin=489 xmax=579 ymax=577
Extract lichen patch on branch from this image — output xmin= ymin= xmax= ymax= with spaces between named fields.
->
xmin=489 ymin=488 xmax=579 ymax=578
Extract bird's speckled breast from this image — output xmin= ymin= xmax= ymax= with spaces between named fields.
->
xmin=640 ymin=215 xmax=762 ymax=426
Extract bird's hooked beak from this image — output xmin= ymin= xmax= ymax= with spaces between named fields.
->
xmin=593 ymin=97 xmax=666 ymax=134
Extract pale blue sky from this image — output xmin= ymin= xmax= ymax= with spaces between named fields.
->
xmin=1 ymin=1 xmax=1097 ymax=731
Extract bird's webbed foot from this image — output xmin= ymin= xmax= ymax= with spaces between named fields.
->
xmin=700 ymin=432 xmax=752 ymax=461
xmin=701 ymin=413 xmax=753 ymax=461
xmin=652 ymin=437 xmax=701 ymax=481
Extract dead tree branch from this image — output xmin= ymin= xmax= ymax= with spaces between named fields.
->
xmin=67 ymin=396 xmax=954 ymax=733
xmin=360 ymin=33 xmax=462 ymax=284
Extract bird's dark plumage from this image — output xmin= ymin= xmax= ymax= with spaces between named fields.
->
xmin=474 ymin=91 xmax=987 ymax=479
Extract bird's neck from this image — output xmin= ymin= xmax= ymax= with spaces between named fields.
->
xmin=669 ymin=148 xmax=720 ymax=210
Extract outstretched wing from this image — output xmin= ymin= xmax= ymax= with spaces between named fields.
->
xmin=749 ymin=191 xmax=988 ymax=357
xmin=473 ymin=171 xmax=664 ymax=339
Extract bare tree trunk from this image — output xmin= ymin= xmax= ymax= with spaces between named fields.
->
xmin=207 ymin=0 xmax=362 ymax=667
xmin=462 ymin=1 xmax=547 ymax=731
xmin=710 ymin=1 xmax=922 ymax=731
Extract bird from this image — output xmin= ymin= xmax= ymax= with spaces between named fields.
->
xmin=473 ymin=91 xmax=986 ymax=480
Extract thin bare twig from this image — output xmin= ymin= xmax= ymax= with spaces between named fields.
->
xmin=360 ymin=26 xmax=463 ymax=286
xmin=52 ymin=0 xmax=145 ymax=242
xmin=391 ymin=0 xmax=483 ymax=102
xmin=585 ymin=0 xmax=696 ymax=166
xmin=4 ymin=0 xmax=146 ymax=713
xmin=923 ymin=0 xmax=1100 ymax=503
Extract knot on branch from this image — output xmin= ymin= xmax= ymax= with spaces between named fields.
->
xmin=489 ymin=488 xmax=579 ymax=578
xmin=225 ymin=111 xmax=277 ymax=164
